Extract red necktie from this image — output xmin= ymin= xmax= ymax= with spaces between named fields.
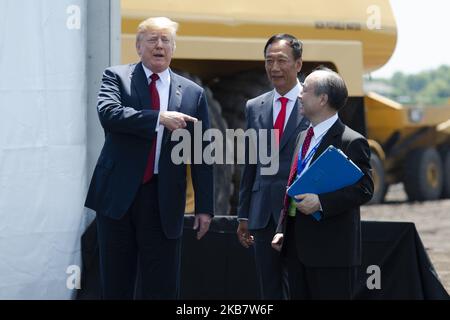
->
xmin=143 ymin=73 xmax=160 ymax=184
xmin=301 ymin=127 xmax=315 ymax=161
xmin=280 ymin=127 xmax=315 ymax=221
xmin=274 ymin=97 xmax=288 ymax=144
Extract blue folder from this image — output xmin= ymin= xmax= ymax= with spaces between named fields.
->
xmin=287 ymin=145 xmax=364 ymax=221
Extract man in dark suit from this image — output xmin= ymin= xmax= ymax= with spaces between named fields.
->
xmin=237 ymin=34 xmax=309 ymax=299
xmin=85 ymin=17 xmax=214 ymax=299
xmin=272 ymin=67 xmax=374 ymax=299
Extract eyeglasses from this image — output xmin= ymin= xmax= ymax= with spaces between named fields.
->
xmin=147 ymin=36 xmax=172 ymax=45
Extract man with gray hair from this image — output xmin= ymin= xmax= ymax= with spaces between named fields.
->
xmin=272 ymin=67 xmax=374 ymax=299
xmin=85 ymin=17 xmax=214 ymax=299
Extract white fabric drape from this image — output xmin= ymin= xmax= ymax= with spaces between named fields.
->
xmin=0 ymin=0 xmax=89 ymax=299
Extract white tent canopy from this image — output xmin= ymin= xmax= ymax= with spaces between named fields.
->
xmin=0 ymin=0 xmax=117 ymax=299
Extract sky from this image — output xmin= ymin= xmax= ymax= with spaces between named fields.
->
xmin=371 ymin=0 xmax=450 ymax=78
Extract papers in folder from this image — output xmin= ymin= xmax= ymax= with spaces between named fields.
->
xmin=287 ymin=145 xmax=364 ymax=221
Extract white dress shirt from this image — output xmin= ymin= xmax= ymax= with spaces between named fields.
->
xmin=301 ymin=113 xmax=339 ymax=174
xmin=142 ymin=65 xmax=170 ymax=174
xmin=272 ymin=80 xmax=303 ymax=129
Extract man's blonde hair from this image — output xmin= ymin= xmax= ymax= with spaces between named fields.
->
xmin=136 ymin=17 xmax=179 ymax=43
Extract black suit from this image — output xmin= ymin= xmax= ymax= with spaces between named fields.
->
xmin=85 ymin=63 xmax=213 ymax=299
xmin=277 ymin=119 xmax=373 ymax=299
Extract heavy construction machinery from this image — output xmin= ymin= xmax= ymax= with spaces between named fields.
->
xmin=120 ymin=0 xmax=450 ymax=213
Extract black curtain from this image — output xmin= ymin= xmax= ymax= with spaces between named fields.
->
xmin=77 ymin=216 xmax=449 ymax=300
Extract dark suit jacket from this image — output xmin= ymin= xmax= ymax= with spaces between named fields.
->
xmin=277 ymin=119 xmax=374 ymax=267
xmin=238 ymin=91 xmax=309 ymax=230
xmin=85 ymin=62 xmax=214 ymax=239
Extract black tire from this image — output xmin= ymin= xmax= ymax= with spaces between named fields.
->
xmin=174 ymin=70 xmax=233 ymax=215
xmin=439 ymin=146 xmax=450 ymax=199
xmin=210 ymin=70 xmax=273 ymax=213
xmin=368 ymin=152 xmax=387 ymax=204
xmin=381 ymin=183 xmax=390 ymax=203
xmin=403 ymin=147 xmax=444 ymax=201
xmin=210 ymin=70 xmax=272 ymax=130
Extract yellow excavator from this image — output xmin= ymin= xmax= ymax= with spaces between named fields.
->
xmin=120 ymin=0 xmax=450 ymax=213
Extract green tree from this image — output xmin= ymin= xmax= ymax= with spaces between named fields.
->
xmin=368 ymin=65 xmax=450 ymax=106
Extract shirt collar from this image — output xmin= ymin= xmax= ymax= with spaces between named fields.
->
xmin=273 ymin=80 xmax=302 ymax=104
xmin=141 ymin=64 xmax=170 ymax=86
xmin=311 ymin=113 xmax=339 ymax=139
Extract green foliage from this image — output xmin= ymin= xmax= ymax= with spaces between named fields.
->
xmin=370 ymin=65 xmax=450 ymax=106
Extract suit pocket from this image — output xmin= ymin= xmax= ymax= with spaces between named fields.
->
xmin=92 ymin=156 xmax=115 ymax=204
xmin=86 ymin=161 xmax=114 ymax=211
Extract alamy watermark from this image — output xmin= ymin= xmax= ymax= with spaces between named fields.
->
xmin=367 ymin=5 xmax=381 ymax=30
xmin=66 ymin=265 xmax=81 ymax=290
xmin=171 ymin=122 xmax=280 ymax=176
xmin=366 ymin=265 xmax=381 ymax=290
xmin=66 ymin=5 xmax=81 ymax=30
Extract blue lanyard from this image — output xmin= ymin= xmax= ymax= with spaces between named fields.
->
xmin=297 ymin=137 xmax=323 ymax=177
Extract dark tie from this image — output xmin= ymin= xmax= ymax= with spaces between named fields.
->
xmin=280 ymin=127 xmax=315 ymax=221
xmin=274 ymin=97 xmax=288 ymax=144
xmin=301 ymin=126 xmax=315 ymax=161
xmin=143 ymin=73 xmax=160 ymax=184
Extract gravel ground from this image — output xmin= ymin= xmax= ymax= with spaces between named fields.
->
xmin=361 ymin=183 xmax=450 ymax=294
